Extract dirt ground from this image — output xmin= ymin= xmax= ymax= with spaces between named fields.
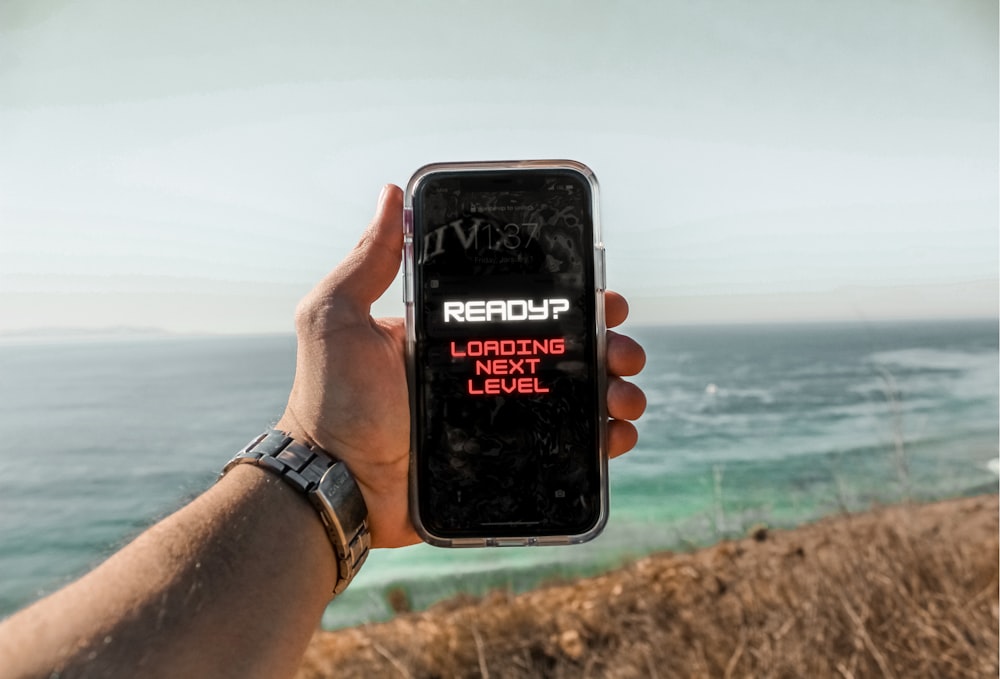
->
xmin=299 ymin=494 xmax=999 ymax=679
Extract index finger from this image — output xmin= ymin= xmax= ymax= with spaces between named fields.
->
xmin=606 ymin=290 xmax=629 ymax=328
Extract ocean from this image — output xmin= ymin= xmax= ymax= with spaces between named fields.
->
xmin=0 ymin=319 xmax=996 ymax=629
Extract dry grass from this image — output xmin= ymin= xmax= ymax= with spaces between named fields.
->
xmin=299 ymin=494 xmax=999 ymax=679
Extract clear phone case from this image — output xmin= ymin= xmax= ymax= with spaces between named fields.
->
xmin=404 ymin=160 xmax=608 ymax=548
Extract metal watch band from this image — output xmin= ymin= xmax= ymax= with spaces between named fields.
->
xmin=222 ymin=429 xmax=371 ymax=596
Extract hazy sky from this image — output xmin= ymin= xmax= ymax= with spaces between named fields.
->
xmin=1 ymin=0 xmax=997 ymax=332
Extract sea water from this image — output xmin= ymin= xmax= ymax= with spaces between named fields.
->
xmin=0 ymin=320 xmax=996 ymax=628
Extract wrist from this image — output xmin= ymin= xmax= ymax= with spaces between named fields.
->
xmin=216 ymin=463 xmax=340 ymax=588
xmin=274 ymin=411 xmax=319 ymax=449
xmin=221 ymin=429 xmax=371 ymax=595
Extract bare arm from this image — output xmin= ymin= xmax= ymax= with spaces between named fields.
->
xmin=0 ymin=465 xmax=336 ymax=679
xmin=0 ymin=185 xmax=647 ymax=679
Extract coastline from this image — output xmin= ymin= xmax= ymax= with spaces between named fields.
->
xmin=299 ymin=494 xmax=999 ymax=678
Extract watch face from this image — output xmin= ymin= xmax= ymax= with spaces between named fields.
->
xmin=407 ymin=165 xmax=607 ymax=543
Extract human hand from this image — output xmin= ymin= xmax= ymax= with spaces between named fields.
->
xmin=277 ymin=185 xmax=646 ymax=549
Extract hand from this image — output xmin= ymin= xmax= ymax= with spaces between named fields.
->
xmin=277 ymin=185 xmax=646 ymax=549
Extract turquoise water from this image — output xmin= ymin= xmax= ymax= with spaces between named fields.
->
xmin=0 ymin=320 xmax=996 ymax=629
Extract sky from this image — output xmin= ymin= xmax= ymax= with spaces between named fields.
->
xmin=1 ymin=0 xmax=997 ymax=333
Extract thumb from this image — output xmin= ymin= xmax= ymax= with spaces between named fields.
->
xmin=315 ymin=184 xmax=404 ymax=316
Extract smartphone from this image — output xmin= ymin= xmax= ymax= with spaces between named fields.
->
xmin=403 ymin=160 xmax=608 ymax=547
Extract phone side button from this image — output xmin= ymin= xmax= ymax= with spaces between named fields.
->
xmin=494 ymin=537 xmax=528 ymax=547
xmin=402 ymin=240 xmax=414 ymax=303
xmin=597 ymin=247 xmax=607 ymax=291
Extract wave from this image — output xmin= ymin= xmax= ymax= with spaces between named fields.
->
xmin=868 ymin=347 xmax=997 ymax=373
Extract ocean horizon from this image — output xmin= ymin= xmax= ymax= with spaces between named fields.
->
xmin=0 ymin=318 xmax=996 ymax=629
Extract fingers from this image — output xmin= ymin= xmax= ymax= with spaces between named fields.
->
xmin=604 ymin=295 xmax=646 ymax=458
xmin=607 ymin=330 xmax=645 ymax=377
xmin=608 ymin=376 xmax=646 ymax=421
xmin=307 ymin=185 xmax=404 ymax=322
xmin=606 ymin=291 xmax=628 ymax=328
xmin=608 ymin=420 xmax=638 ymax=458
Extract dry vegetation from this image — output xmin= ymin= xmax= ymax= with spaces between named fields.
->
xmin=299 ymin=494 xmax=999 ymax=679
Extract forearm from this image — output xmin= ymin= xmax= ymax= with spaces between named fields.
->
xmin=0 ymin=465 xmax=336 ymax=679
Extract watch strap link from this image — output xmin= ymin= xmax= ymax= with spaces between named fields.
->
xmin=223 ymin=430 xmax=370 ymax=595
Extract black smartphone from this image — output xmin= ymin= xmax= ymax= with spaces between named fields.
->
xmin=403 ymin=160 xmax=608 ymax=547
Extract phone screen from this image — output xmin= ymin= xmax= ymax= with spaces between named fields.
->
xmin=405 ymin=162 xmax=607 ymax=545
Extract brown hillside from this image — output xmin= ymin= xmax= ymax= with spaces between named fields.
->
xmin=300 ymin=494 xmax=999 ymax=679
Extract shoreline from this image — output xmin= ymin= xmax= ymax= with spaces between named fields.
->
xmin=299 ymin=494 xmax=999 ymax=678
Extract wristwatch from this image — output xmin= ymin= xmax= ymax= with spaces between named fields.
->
xmin=221 ymin=429 xmax=371 ymax=595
